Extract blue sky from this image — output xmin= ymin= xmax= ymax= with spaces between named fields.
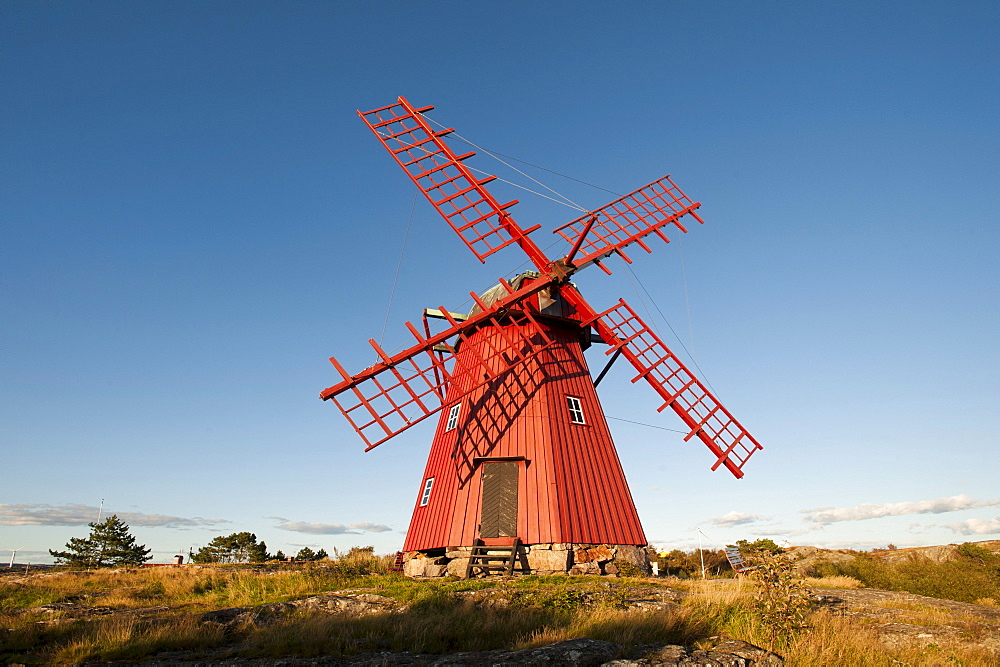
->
xmin=2 ymin=1 xmax=998 ymax=564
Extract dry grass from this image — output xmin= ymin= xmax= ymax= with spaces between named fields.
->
xmin=802 ymin=575 xmax=863 ymax=589
xmin=3 ymin=564 xmax=999 ymax=664
xmin=674 ymin=577 xmax=755 ymax=605
xmin=872 ymin=599 xmax=981 ymax=627
xmin=1 ymin=562 xmax=392 ymax=613
xmin=784 ymin=609 xmax=996 ymax=666
xmin=49 ymin=615 xmax=226 ymax=663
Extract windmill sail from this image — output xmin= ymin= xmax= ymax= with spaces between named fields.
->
xmin=587 ymin=297 xmax=762 ymax=478
xmin=552 ymin=175 xmax=703 ymax=272
xmin=321 ymin=277 xmax=557 ymax=450
xmin=359 ymin=97 xmax=542 ymax=264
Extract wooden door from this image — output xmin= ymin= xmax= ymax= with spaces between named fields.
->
xmin=479 ymin=461 xmax=518 ymax=538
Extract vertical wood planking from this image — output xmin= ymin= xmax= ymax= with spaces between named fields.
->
xmin=403 ymin=317 xmax=645 ymax=552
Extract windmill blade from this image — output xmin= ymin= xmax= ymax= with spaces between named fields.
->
xmin=552 ymin=175 xmax=704 ymax=273
xmin=583 ymin=297 xmax=762 ymax=478
xmin=321 ymin=277 xmax=557 ymax=451
xmin=359 ymin=97 xmax=547 ymax=267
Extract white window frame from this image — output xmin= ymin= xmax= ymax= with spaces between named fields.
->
xmin=566 ymin=396 xmax=586 ymax=425
xmin=445 ymin=403 xmax=461 ymax=431
xmin=419 ymin=477 xmax=435 ymax=506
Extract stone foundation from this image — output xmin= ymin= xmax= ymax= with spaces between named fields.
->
xmin=401 ymin=543 xmax=651 ymax=578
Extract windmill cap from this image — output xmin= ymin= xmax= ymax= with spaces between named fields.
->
xmin=468 ymin=271 xmax=543 ymax=317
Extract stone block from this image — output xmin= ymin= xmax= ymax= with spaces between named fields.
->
xmin=569 ymin=560 xmax=600 ymax=575
xmin=446 ymin=557 xmax=471 ymax=578
xmin=575 ymin=545 xmax=615 ymax=563
xmin=445 ymin=547 xmax=472 ymax=558
xmin=424 ymin=561 xmax=448 ymax=577
xmin=615 ymin=545 xmax=651 ymax=572
xmin=403 ymin=554 xmax=448 ymax=578
xmin=527 ymin=548 xmax=570 ymax=573
xmin=403 ymin=555 xmax=426 ymax=578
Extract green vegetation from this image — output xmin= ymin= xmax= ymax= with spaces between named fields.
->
xmin=731 ymin=538 xmax=783 ymax=555
xmin=294 ymin=547 xmax=329 ymax=561
xmin=809 ymin=542 xmax=1000 ymax=604
xmin=652 ymin=549 xmax=730 ymax=577
xmin=191 ymin=532 xmax=269 ymax=564
xmin=3 ymin=545 xmax=998 ymax=664
xmin=751 ymin=551 xmax=811 ymax=647
xmin=48 ymin=515 xmax=151 ymax=568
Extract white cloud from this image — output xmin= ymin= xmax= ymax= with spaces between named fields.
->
xmin=0 ymin=504 xmax=229 ymax=528
xmin=946 ymin=516 xmax=1000 ymax=535
xmin=802 ymin=494 xmax=1000 ymax=528
xmin=270 ymin=518 xmax=393 ymax=535
xmin=707 ymin=511 xmax=771 ymax=527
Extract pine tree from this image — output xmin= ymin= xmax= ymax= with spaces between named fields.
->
xmin=49 ymin=515 xmax=152 ymax=567
xmin=295 ymin=546 xmax=316 ymax=561
xmin=192 ymin=532 xmax=268 ymax=563
xmin=314 ymin=548 xmax=329 ymax=561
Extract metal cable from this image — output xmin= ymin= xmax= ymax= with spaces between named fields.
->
xmin=374 ymin=128 xmax=586 ymax=211
xmin=624 ymin=265 xmax=721 ymax=398
xmin=416 ymin=111 xmax=589 ymax=211
xmin=377 ymin=193 xmax=417 ymax=356
xmin=606 ymin=415 xmax=687 ymax=434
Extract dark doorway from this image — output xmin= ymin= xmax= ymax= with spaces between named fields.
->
xmin=479 ymin=461 xmax=518 ymax=538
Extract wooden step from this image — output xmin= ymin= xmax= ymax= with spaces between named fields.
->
xmin=465 ymin=537 xmax=522 ymax=578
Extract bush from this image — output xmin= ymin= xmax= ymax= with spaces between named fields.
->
xmin=733 ymin=539 xmax=783 ymax=555
xmin=829 ymin=552 xmax=1000 ymax=604
xmin=653 ymin=549 xmax=729 ymax=578
xmin=750 ymin=551 xmax=811 ymax=646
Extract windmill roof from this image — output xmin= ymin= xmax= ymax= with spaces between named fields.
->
xmin=468 ymin=271 xmax=541 ymax=317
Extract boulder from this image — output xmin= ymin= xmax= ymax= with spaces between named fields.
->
xmin=569 ymin=560 xmax=601 ymax=575
xmin=403 ymin=555 xmax=427 ymax=578
xmin=528 ymin=548 xmax=571 ymax=573
xmin=712 ymin=639 xmax=785 ymax=665
xmin=615 ymin=545 xmax=651 ymax=572
xmin=576 ymin=545 xmax=615 ymax=563
xmin=424 ymin=560 xmax=448 ymax=577
xmin=433 ymin=637 xmax=617 ymax=666
xmin=446 ymin=557 xmax=471 ymax=578
xmin=403 ymin=554 xmax=449 ymax=578
xmin=603 ymin=639 xmax=783 ymax=665
xmin=286 ymin=593 xmax=396 ymax=616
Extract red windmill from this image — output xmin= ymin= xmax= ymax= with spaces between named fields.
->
xmin=321 ymin=97 xmax=763 ymax=577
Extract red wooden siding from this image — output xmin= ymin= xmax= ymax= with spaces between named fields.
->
xmin=402 ymin=318 xmax=646 ymax=552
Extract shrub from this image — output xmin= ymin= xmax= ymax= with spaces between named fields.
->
xmin=750 ymin=551 xmax=811 ymax=646
xmin=830 ymin=552 xmax=1000 ymax=604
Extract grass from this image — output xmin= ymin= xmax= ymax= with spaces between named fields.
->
xmin=802 ymin=575 xmax=863 ymax=589
xmin=2 ymin=560 xmax=998 ymax=664
xmin=808 ymin=545 xmax=1000 ymax=604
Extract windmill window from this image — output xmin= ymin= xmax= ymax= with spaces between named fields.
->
xmin=445 ymin=403 xmax=461 ymax=431
xmin=566 ymin=396 xmax=586 ymax=424
xmin=419 ymin=478 xmax=434 ymax=506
